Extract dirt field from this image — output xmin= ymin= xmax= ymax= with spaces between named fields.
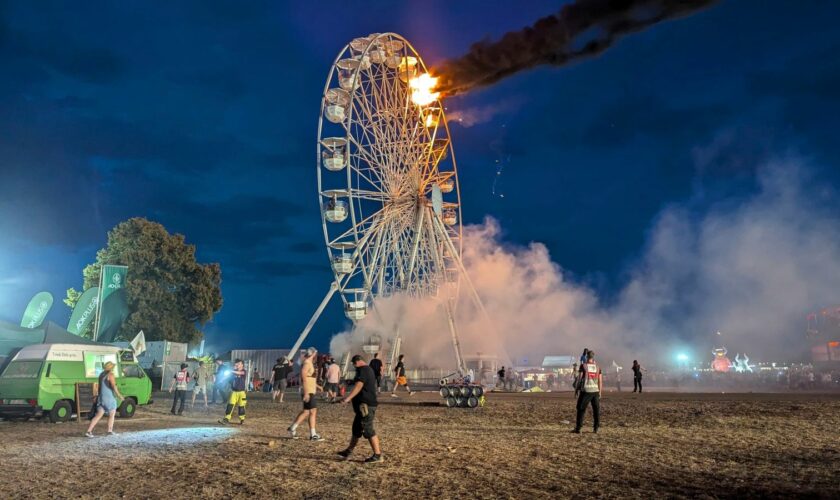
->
xmin=0 ymin=390 xmax=838 ymax=499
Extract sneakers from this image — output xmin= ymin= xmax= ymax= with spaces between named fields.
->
xmin=409 ymin=391 xmax=416 ymax=396
xmin=390 ymin=394 xmax=398 ymax=398
xmin=364 ymin=454 xmax=384 ymax=464
xmin=310 ymin=434 xmax=324 ymax=442
xmin=239 ymin=420 xmax=245 ymax=426
xmin=107 ymin=431 xmax=117 ymax=436
xmin=218 ymin=418 xmax=229 ymax=425
xmin=593 ymin=428 xmax=599 ymax=434
xmin=570 ymin=429 xmax=581 ymax=434
xmin=337 ymin=449 xmax=352 ymax=460
xmin=85 ymin=432 xmax=94 ymax=438
xmin=287 ymin=426 xmax=297 ymax=439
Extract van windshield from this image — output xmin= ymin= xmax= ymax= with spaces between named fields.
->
xmin=1 ymin=360 xmax=43 ymax=379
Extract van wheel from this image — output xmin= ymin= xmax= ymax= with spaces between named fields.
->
xmin=50 ymin=400 xmax=72 ymax=423
xmin=119 ymin=398 xmax=136 ymax=418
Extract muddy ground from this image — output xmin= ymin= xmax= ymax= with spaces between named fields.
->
xmin=0 ymin=390 xmax=838 ymax=499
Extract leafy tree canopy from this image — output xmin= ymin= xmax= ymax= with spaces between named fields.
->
xmin=66 ymin=217 xmax=222 ymax=343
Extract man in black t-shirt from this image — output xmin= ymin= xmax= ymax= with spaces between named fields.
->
xmin=368 ymin=353 xmax=383 ymax=393
xmin=338 ymin=355 xmax=382 ymax=463
xmin=270 ymin=357 xmax=291 ymax=403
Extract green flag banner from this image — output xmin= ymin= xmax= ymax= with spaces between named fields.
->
xmin=97 ymin=288 xmax=129 ymax=344
xmin=95 ymin=264 xmax=128 ymax=341
xmin=67 ymin=287 xmax=99 ymax=335
xmin=21 ymin=292 xmax=54 ymax=329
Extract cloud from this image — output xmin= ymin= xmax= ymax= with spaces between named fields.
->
xmin=332 ymin=156 xmax=840 ymax=369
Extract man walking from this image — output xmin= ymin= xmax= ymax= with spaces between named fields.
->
xmin=339 ymin=355 xmax=382 ymax=463
xmin=390 ymin=354 xmax=414 ymax=398
xmin=573 ymin=350 xmax=602 ymax=434
xmin=270 ymin=357 xmax=291 ymax=403
xmin=497 ymin=366 xmax=506 ymax=389
xmin=325 ymin=357 xmax=341 ymax=402
xmin=191 ymin=361 xmax=209 ymax=408
xmin=288 ymin=348 xmax=323 ymax=441
xmin=368 ymin=352 xmax=383 ymax=392
xmin=632 ymin=360 xmax=643 ymax=393
xmin=169 ymin=363 xmax=190 ymax=415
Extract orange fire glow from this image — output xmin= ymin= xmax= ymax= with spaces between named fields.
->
xmin=409 ymin=73 xmax=440 ymax=106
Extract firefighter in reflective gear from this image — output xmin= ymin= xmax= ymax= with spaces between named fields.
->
xmin=219 ymin=359 xmax=247 ymax=425
xmin=573 ymin=350 xmax=602 ymax=433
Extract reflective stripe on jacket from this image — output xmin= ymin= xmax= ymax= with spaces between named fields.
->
xmin=583 ymin=362 xmax=600 ymax=393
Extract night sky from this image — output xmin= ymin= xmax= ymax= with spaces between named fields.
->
xmin=2 ymin=1 xmax=839 ymax=353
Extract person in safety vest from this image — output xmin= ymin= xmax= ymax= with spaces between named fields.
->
xmin=573 ymin=350 xmax=602 ymax=433
xmin=169 ymin=363 xmax=190 ymax=415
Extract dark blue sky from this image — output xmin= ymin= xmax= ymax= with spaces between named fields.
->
xmin=2 ymin=1 xmax=839 ymax=352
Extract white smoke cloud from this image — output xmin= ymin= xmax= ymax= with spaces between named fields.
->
xmin=331 ymin=157 xmax=840 ymax=368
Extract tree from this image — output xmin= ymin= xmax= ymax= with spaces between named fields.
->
xmin=66 ymin=217 xmax=223 ymax=343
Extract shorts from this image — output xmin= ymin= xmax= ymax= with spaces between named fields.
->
xmin=352 ymin=405 xmax=376 ymax=439
xmin=303 ymin=394 xmax=317 ymax=410
xmin=325 ymin=382 xmax=339 ymax=393
xmin=275 ymin=379 xmax=288 ymax=391
xmin=193 ymin=383 xmax=207 ymax=395
xmin=396 ymin=376 xmax=408 ymax=386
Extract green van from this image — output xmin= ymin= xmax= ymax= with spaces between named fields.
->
xmin=0 ymin=343 xmax=152 ymax=422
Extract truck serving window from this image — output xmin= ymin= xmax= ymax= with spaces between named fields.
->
xmin=1 ymin=361 xmax=43 ymax=379
xmin=83 ymin=353 xmax=119 ymax=378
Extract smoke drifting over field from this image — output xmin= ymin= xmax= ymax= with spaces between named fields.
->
xmin=331 ymin=158 xmax=840 ymax=367
xmin=434 ymin=0 xmax=717 ymax=96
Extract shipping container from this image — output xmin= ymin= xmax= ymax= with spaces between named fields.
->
xmin=227 ymin=349 xmax=292 ymax=387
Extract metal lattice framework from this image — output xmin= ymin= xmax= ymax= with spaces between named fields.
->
xmin=289 ymin=33 xmax=485 ymax=374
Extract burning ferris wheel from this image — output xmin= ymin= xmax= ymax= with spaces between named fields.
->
xmin=288 ymin=33 xmax=481 ymax=373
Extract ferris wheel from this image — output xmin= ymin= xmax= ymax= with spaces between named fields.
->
xmin=288 ymin=33 xmax=482 ymax=373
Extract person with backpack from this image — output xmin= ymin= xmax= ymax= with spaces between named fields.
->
xmin=169 ymin=363 xmax=190 ymax=415
xmin=573 ymin=350 xmax=602 ymax=434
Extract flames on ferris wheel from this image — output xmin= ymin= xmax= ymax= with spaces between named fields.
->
xmin=287 ymin=33 xmax=487 ymax=374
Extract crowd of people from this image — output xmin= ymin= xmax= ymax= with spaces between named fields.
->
xmin=84 ymin=343 xmax=840 ymax=451
xmin=196 ymin=348 xmax=393 ymax=463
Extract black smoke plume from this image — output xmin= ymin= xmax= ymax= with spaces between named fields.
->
xmin=433 ymin=0 xmax=717 ymax=95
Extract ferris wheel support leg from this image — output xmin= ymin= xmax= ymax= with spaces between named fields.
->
xmin=432 ymin=213 xmax=491 ymax=321
xmin=288 ymin=282 xmax=339 ymax=360
xmin=444 ymin=299 xmax=467 ymax=375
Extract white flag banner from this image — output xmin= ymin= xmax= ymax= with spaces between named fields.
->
xmin=130 ymin=330 xmax=147 ymax=356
